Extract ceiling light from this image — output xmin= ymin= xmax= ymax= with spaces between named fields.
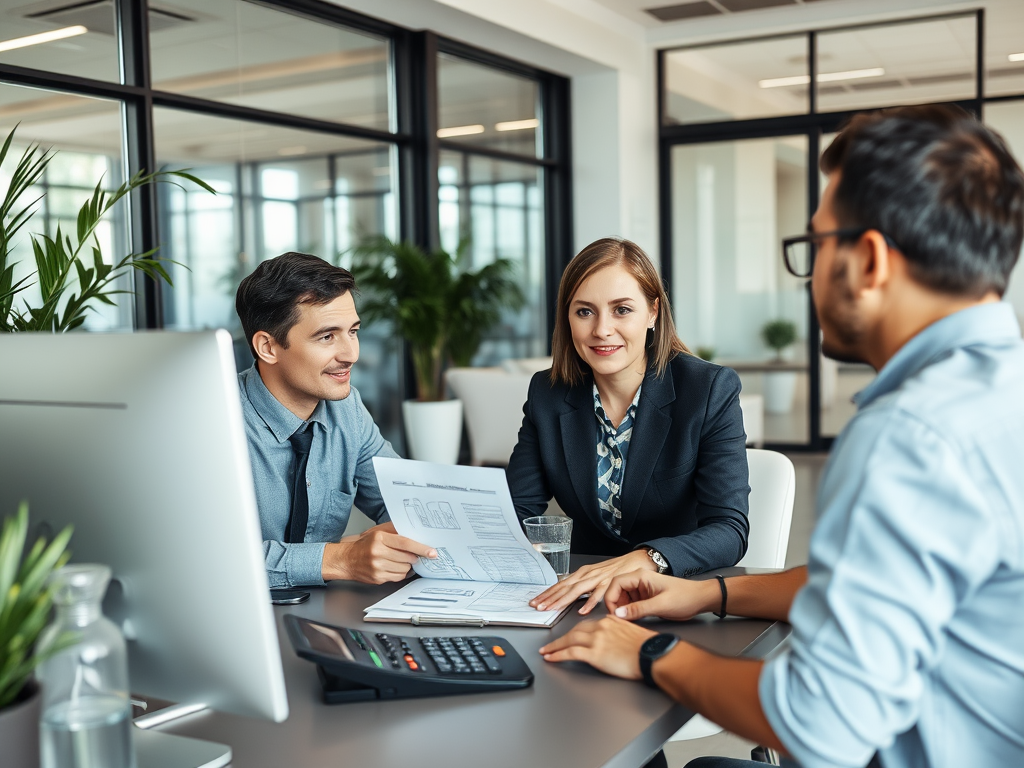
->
xmin=0 ymin=25 xmax=88 ymax=54
xmin=495 ymin=118 xmax=539 ymax=132
xmin=1009 ymin=53 xmax=1024 ymax=62
xmin=759 ymin=67 xmax=886 ymax=89
xmin=437 ymin=125 xmax=485 ymax=138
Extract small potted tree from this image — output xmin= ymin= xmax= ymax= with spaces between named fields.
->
xmin=351 ymin=237 xmax=523 ymax=464
xmin=761 ymin=319 xmax=799 ymax=414
xmin=0 ymin=503 xmax=73 ymax=768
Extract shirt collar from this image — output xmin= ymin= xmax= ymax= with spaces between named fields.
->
xmin=853 ymin=302 xmax=1021 ymax=410
xmin=241 ymin=364 xmax=327 ymax=442
xmin=593 ymin=384 xmax=642 ymax=429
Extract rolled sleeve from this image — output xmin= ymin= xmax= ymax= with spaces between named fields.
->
xmin=263 ymin=540 xmax=327 ymax=588
xmin=758 ymin=410 xmax=999 ymax=768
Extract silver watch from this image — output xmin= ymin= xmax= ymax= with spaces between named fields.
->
xmin=645 ymin=547 xmax=669 ymax=574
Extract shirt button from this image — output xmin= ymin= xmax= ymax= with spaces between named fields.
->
xmin=306 ymin=481 xmax=311 ymax=487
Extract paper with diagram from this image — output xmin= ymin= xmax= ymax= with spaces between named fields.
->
xmin=365 ymin=458 xmax=564 ymax=627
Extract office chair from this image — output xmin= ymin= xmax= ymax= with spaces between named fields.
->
xmin=445 ymin=367 xmax=532 ymax=466
xmin=667 ymin=448 xmax=796 ymax=742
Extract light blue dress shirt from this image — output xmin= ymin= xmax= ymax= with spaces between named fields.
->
xmin=760 ymin=302 xmax=1024 ymax=768
xmin=238 ymin=365 xmax=399 ymax=588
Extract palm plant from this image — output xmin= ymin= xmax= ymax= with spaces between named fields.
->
xmin=0 ymin=502 xmax=73 ymax=709
xmin=350 ymin=236 xmax=525 ymax=401
xmin=0 ymin=126 xmax=214 ymax=332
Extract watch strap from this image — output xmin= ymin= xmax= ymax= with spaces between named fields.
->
xmin=639 ymin=633 xmax=678 ymax=689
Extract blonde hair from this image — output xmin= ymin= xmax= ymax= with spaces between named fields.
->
xmin=550 ymin=237 xmax=689 ymax=386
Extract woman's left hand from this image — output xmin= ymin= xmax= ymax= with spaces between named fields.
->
xmin=529 ymin=549 xmax=658 ymax=614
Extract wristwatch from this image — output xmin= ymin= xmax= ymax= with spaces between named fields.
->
xmin=639 ymin=633 xmax=679 ymax=689
xmin=645 ymin=547 xmax=669 ymax=574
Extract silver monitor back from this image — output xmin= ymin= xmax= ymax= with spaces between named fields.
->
xmin=0 ymin=330 xmax=288 ymax=723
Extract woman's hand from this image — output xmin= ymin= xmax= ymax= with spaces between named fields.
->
xmin=529 ymin=549 xmax=657 ymax=614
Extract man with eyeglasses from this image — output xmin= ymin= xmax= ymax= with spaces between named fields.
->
xmin=539 ymin=104 xmax=1024 ymax=768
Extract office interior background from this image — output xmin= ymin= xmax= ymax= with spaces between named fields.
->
xmin=3 ymin=0 xmax=1024 ymax=459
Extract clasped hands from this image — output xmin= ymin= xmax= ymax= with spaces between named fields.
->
xmin=537 ymin=569 xmax=719 ymax=680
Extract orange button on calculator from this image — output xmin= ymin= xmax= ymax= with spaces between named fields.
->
xmin=491 ymin=646 xmax=505 ymax=657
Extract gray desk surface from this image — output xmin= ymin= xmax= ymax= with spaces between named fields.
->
xmin=158 ymin=560 xmax=788 ymax=768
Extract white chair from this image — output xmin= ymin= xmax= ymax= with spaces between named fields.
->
xmin=446 ymin=367 xmax=533 ymax=466
xmin=501 ymin=356 xmax=553 ymax=375
xmin=739 ymin=393 xmax=765 ymax=448
xmin=668 ymin=448 xmax=796 ymax=742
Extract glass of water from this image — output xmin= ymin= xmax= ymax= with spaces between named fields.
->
xmin=523 ymin=516 xmax=572 ymax=577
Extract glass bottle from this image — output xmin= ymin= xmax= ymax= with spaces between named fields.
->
xmin=36 ymin=564 xmax=136 ymax=768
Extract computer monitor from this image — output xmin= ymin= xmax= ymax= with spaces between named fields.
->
xmin=0 ymin=330 xmax=288 ymax=763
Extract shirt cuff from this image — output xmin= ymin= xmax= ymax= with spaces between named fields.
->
xmin=281 ymin=542 xmax=328 ymax=588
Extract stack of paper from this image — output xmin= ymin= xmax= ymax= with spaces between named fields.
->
xmin=364 ymin=458 xmax=565 ymax=628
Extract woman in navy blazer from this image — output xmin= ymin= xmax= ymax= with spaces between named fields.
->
xmin=507 ymin=237 xmax=750 ymax=616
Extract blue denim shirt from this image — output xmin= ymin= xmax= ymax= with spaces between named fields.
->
xmin=760 ymin=302 xmax=1024 ymax=768
xmin=238 ymin=365 xmax=399 ymax=588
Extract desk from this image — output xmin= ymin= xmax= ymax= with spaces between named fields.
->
xmin=158 ymin=560 xmax=788 ymax=768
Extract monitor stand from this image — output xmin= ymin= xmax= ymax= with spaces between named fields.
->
xmin=133 ymin=703 xmax=231 ymax=768
xmin=134 ymin=728 xmax=231 ymax=768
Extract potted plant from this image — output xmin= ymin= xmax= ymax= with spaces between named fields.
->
xmin=0 ymin=502 xmax=74 ymax=768
xmin=351 ymin=236 xmax=524 ymax=464
xmin=695 ymin=346 xmax=716 ymax=362
xmin=760 ymin=318 xmax=799 ymax=414
xmin=1 ymin=127 xmax=213 ymax=332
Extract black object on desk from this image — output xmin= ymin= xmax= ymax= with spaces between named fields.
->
xmin=284 ymin=615 xmax=534 ymax=703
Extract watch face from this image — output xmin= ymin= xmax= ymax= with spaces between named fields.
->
xmin=641 ymin=633 xmax=677 ymax=658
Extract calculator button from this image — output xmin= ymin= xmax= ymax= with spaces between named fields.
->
xmin=483 ymin=657 xmax=501 ymax=674
xmin=368 ymin=651 xmax=383 ymax=668
xmin=492 ymin=646 xmax=506 ymax=657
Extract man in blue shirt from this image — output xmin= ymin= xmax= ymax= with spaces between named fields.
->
xmin=235 ymin=252 xmax=435 ymax=588
xmin=538 ymin=105 xmax=1024 ymax=768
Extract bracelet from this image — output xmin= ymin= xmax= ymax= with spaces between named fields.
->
xmin=714 ymin=575 xmax=728 ymax=619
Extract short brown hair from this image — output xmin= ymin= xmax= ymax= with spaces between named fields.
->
xmin=550 ymin=238 xmax=689 ymax=386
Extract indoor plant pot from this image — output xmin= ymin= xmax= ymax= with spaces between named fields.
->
xmin=0 ymin=679 xmax=42 ymax=768
xmin=402 ymin=399 xmax=464 ymax=465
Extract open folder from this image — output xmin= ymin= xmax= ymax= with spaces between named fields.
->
xmin=364 ymin=458 xmax=569 ymax=628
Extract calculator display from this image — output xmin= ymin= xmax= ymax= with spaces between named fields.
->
xmin=303 ymin=622 xmax=355 ymax=661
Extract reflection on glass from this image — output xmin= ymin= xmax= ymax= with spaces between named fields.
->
xmin=437 ymin=54 xmax=540 ymax=158
xmin=0 ymin=4 xmax=119 ymax=82
xmin=438 ymin=151 xmax=545 ymax=363
xmin=663 ymin=36 xmax=808 ymax=125
xmin=0 ymin=84 xmax=129 ymax=330
xmin=153 ymin=108 xmax=402 ymax=446
xmin=671 ymin=137 xmax=809 ymax=444
xmin=816 ymin=16 xmax=976 ymax=112
xmin=149 ymin=0 xmax=391 ymax=131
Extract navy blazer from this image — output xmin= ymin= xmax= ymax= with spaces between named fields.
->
xmin=506 ymin=354 xmax=750 ymax=577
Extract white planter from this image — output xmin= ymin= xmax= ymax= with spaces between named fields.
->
xmin=402 ymin=399 xmax=463 ymax=465
xmin=763 ymin=371 xmax=797 ymax=414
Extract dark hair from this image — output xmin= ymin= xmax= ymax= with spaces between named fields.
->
xmin=551 ymin=237 xmax=689 ymax=386
xmin=235 ymin=252 xmax=356 ymax=357
xmin=820 ymin=104 xmax=1024 ymax=297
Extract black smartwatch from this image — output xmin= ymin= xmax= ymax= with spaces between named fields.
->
xmin=639 ymin=633 xmax=678 ymax=689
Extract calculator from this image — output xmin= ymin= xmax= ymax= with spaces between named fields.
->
xmin=284 ymin=615 xmax=534 ymax=703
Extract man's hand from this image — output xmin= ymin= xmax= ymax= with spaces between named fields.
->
xmin=538 ymin=616 xmax=657 ymax=679
xmin=321 ymin=522 xmax=436 ymax=584
xmin=529 ymin=550 xmax=657 ymax=614
xmin=604 ymin=570 xmax=720 ymax=622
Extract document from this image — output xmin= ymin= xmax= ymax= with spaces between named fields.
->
xmin=365 ymin=458 xmax=564 ymax=628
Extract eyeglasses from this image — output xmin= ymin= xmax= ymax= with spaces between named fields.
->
xmin=781 ymin=227 xmax=871 ymax=278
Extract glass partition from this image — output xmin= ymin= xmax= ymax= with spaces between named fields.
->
xmin=0 ymin=0 xmax=119 ymax=82
xmin=663 ymin=36 xmax=808 ymax=125
xmin=0 ymin=84 xmax=129 ymax=330
xmin=437 ymin=54 xmax=540 ymax=158
xmin=438 ymin=150 xmax=546 ymax=363
xmin=149 ymin=0 xmax=392 ymax=131
xmin=671 ymin=136 xmax=809 ymax=444
xmin=816 ymin=16 xmax=976 ymax=113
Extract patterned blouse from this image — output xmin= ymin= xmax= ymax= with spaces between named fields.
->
xmin=594 ymin=384 xmax=642 ymax=536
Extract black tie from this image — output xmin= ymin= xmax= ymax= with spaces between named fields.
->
xmin=285 ymin=424 xmax=314 ymax=544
